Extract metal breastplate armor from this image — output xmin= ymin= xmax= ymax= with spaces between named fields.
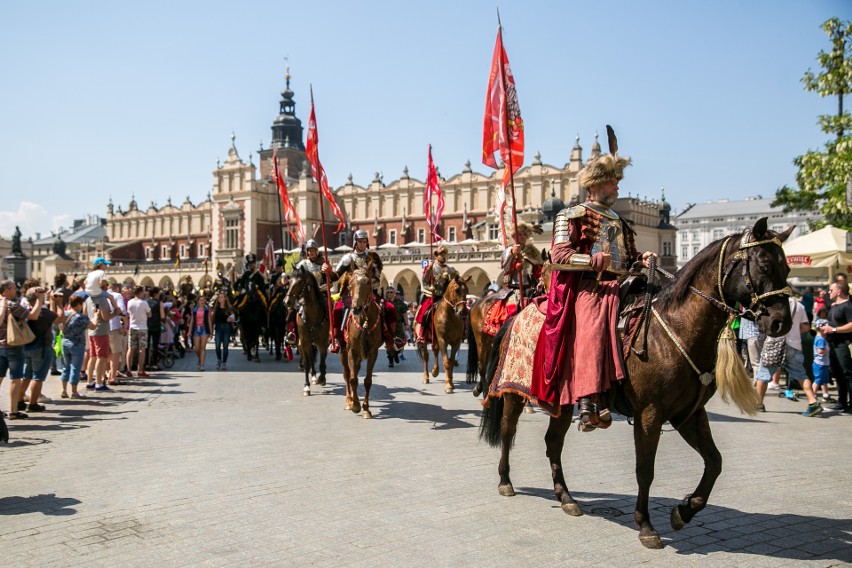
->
xmin=425 ymin=263 xmax=455 ymax=297
xmin=297 ymin=259 xmax=327 ymax=291
xmin=585 ymin=204 xmax=630 ymax=275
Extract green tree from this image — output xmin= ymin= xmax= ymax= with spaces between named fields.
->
xmin=773 ymin=18 xmax=852 ymax=229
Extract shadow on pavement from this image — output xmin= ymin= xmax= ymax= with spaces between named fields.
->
xmin=0 ymin=493 xmax=81 ymax=516
xmin=510 ymin=488 xmax=852 ymax=562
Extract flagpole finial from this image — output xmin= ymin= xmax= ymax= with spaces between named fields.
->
xmin=496 ymin=6 xmax=502 ymax=27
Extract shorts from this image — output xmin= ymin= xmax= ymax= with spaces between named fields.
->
xmin=813 ymin=363 xmax=830 ymax=386
xmin=756 ymin=345 xmax=809 ymax=383
xmin=129 ymin=329 xmax=148 ymax=350
xmin=193 ymin=326 xmax=209 ymax=337
xmin=88 ymin=335 xmax=111 ymax=359
xmin=23 ymin=344 xmax=53 ymax=381
xmin=0 ymin=345 xmax=25 ymax=379
xmin=109 ymin=330 xmax=127 ymax=355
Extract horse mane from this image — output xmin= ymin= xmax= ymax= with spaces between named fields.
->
xmin=366 ymin=251 xmax=383 ymax=273
xmin=338 ymin=271 xmax=352 ymax=298
xmin=655 ymin=235 xmax=734 ymax=306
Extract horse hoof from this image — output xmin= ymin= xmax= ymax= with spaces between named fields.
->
xmin=445 ymin=387 xmax=454 ymax=394
xmin=422 ymin=377 xmax=430 ymax=384
xmin=318 ymin=378 xmax=327 ymax=387
xmin=472 ymin=385 xmax=482 ymax=397
xmin=670 ymin=504 xmax=687 ymax=531
xmin=303 ymin=387 xmax=310 ymax=397
xmin=523 ymin=404 xmax=536 ymax=414
xmin=344 ymin=403 xmax=352 ymax=411
xmin=362 ymin=410 xmax=372 ymax=419
xmin=431 ymin=369 xmax=439 ymax=378
xmin=311 ymin=377 xmax=319 ymax=385
xmin=561 ymin=502 xmax=583 ymax=516
xmin=498 ymin=484 xmax=515 ymax=497
xmin=351 ymin=402 xmax=361 ymax=414
xmin=639 ymin=533 xmax=664 ymax=549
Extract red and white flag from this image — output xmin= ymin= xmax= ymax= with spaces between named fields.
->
xmin=272 ymin=150 xmax=304 ymax=245
xmin=425 ymin=145 xmax=445 ymax=241
xmin=261 ymin=236 xmax=275 ymax=274
xmin=482 ymin=24 xmax=524 ymax=189
xmin=306 ymin=98 xmax=346 ymax=233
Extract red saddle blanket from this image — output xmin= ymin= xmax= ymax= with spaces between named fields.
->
xmin=483 ymin=299 xmax=518 ymax=337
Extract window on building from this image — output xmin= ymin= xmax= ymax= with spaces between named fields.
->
xmin=448 ymin=226 xmax=456 ymax=242
xmin=418 ymin=228 xmax=425 ymax=243
xmin=389 ymin=229 xmax=397 ymax=245
xmin=489 ymin=224 xmax=500 ymax=241
xmin=692 ymin=245 xmax=699 ymax=256
xmin=692 ymin=231 xmax=699 ymax=241
xmin=681 ymin=245 xmax=688 ymax=259
xmin=145 ymin=247 xmax=152 ymax=260
xmin=712 ymin=229 xmax=723 ymax=240
xmin=198 ymin=243 xmax=205 ymax=258
xmin=161 ymin=245 xmax=169 ymax=259
xmin=663 ymin=242 xmax=672 ymax=256
xmin=225 ymin=218 xmax=239 ymax=249
xmin=180 ymin=244 xmax=186 ymax=258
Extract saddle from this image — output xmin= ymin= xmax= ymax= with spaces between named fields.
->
xmin=483 ymin=292 xmax=520 ymax=337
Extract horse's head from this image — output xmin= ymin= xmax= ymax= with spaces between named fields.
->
xmin=284 ymin=267 xmax=306 ymax=309
xmin=446 ymin=275 xmax=471 ymax=318
xmin=350 ymin=269 xmax=373 ymax=315
xmin=721 ymin=217 xmax=794 ymax=337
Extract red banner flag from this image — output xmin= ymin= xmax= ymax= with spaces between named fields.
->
xmin=482 ymin=25 xmax=524 ymax=186
xmin=272 ymin=150 xmax=304 ymax=245
xmin=306 ymin=102 xmax=346 ymax=233
xmin=425 ymin=145 xmax=445 ymax=241
xmin=260 ymin=236 xmax=275 ymax=274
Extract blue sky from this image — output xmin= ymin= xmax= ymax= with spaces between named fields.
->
xmin=0 ymin=0 xmax=848 ymax=240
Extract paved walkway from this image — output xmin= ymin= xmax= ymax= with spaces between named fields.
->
xmin=1 ymin=344 xmax=850 ymax=567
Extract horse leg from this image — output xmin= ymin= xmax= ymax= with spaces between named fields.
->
xmin=301 ymin=341 xmax=312 ymax=397
xmin=349 ymin=352 xmax=362 ymax=414
xmin=497 ymin=393 xmax=526 ymax=496
xmin=670 ymin=408 xmax=722 ymax=531
xmin=430 ymin=341 xmax=440 ymax=378
xmin=340 ymin=351 xmax=353 ymax=411
xmin=362 ymin=352 xmax=377 ymax=419
xmin=545 ymin=404 xmax=582 ymax=516
xmin=419 ymin=343 xmax=430 ymax=384
xmin=472 ymin=335 xmax=490 ymax=398
xmin=318 ymin=346 xmax=327 ymax=386
xmin=442 ymin=341 xmax=454 ymax=394
xmin=633 ymin=405 xmax=665 ymax=549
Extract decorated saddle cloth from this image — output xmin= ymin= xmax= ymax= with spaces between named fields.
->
xmin=482 ymin=289 xmax=519 ymax=336
xmin=486 ymin=302 xmax=546 ymax=402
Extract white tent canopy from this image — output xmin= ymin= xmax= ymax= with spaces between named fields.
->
xmin=783 ymin=225 xmax=852 ymax=281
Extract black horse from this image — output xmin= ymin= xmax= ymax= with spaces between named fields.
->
xmin=234 ymin=285 xmax=266 ymax=362
xmin=267 ymin=287 xmax=289 ymax=361
xmin=480 ymin=218 xmax=794 ymax=549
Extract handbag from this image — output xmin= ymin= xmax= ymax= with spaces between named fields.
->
xmin=761 ymin=336 xmax=786 ymax=367
xmin=6 ymin=311 xmax=36 ymax=347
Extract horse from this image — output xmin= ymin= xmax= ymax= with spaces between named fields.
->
xmin=267 ymin=287 xmax=289 ymax=361
xmin=286 ymin=266 xmax=330 ymax=396
xmin=467 ymin=264 xmax=554 ymax=396
xmin=417 ymin=274 xmax=470 ymax=393
xmin=234 ymin=285 xmax=266 ymax=362
xmin=340 ymin=267 xmax=383 ymax=419
xmin=479 ymin=218 xmax=793 ymax=549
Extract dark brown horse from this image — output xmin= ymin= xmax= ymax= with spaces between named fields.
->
xmin=340 ymin=267 xmax=383 ymax=419
xmin=285 ymin=266 xmax=330 ymax=396
xmin=417 ymin=275 xmax=470 ymax=393
xmin=479 ymin=218 xmax=793 ymax=549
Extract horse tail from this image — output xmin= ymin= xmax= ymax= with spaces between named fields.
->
xmin=715 ymin=326 xmax=760 ymax=415
xmin=479 ymin=315 xmax=516 ymax=448
xmin=465 ymin=316 xmax=478 ymax=383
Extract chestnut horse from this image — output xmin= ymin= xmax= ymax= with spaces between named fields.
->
xmin=479 ymin=219 xmax=793 ymax=549
xmin=285 ymin=266 xmax=330 ymax=396
xmin=417 ymin=275 xmax=470 ymax=393
xmin=340 ymin=267 xmax=382 ymax=419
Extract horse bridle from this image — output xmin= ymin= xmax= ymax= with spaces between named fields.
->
xmin=716 ymin=231 xmax=792 ymax=319
xmin=442 ymin=281 xmax=469 ymax=316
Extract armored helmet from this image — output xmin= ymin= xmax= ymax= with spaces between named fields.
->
xmin=305 ymin=239 xmax=319 ymax=251
xmin=353 ymin=229 xmax=370 ymax=247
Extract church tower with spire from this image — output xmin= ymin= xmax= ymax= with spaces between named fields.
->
xmin=259 ymin=65 xmax=306 ymax=182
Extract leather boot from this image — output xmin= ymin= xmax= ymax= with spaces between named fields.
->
xmin=577 ymin=397 xmax=598 ymax=432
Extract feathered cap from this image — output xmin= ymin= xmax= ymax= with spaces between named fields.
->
xmin=578 ymin=125 xmax=631 ymax=189
xmin=433 ymin=243 xmax=449 ymax=256
xmin=516 ymin=221 xmax=543 ymax=236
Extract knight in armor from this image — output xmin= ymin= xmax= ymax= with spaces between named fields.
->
xmin=414 ymin=244 xmax=458 ymax=345
xmin=530 ymin=131 xmax=656 ymax=432
xmin=501 ymin=222 xmax=545 ymax=298
xmin=235 ymin=253 xmax=267 ymax=295
xmin=286 ymin=239 xmax=327 ymax=345
xmin=322 ymin=230 xmax=396 ymax=353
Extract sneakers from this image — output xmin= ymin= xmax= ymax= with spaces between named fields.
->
xmin=757 ymin=403 xmax=766 ymax=412
xmin=216 ymin=361 xmax=221 ymax=370
xmin=784 ymin=389 xmax=799 ymax=401
xmin=827 ymin=402 xmax=847 ymax=411
xmin=27 ymin=403 xmax=46 ymax=412
xmin=820 ymin=395 xmax=836 ymax=403
xmin=221 ymin=362 xmax=227 ymax=371
xmin=94 ymin=385 xmax=113 ymax=392
xmin=17 ymin=400 xmax=26 ymax=411
xmin=70 ymin=392 xmax=86 ymax=399
xmin=85 ymin=383 xmax=96 ymax=390
xmin=136 ymin=371 xmax=150 ymax=377
xmin=802 ymin=402 xmax=824 ymax=417
xmin=767 ymin=383 xmax=781 ymax=391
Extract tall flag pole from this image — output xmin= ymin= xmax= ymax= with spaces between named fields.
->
xmin=482 ymin=11 xmax=525 ymax=303
xmin=305 ymin=85 xmax=338 ymax=339
xmin=425 ymin=145 xmax=445 ymax=253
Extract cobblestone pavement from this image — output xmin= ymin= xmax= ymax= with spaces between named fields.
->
xmin=1 ymin=343 xmax=850 ymax=567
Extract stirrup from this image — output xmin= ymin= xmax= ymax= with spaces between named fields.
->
xmin=285 ymin=332 xmax=297 ymax=345
xmin=577 ymin=398 xmax=598 ymax=432
xmin=330 ymin=341 xmax=340 ymax=354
